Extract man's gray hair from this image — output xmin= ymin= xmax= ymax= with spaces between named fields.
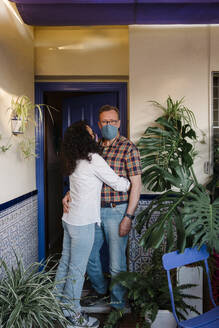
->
xmin=99 ymin=105 xmax=120 ymax=119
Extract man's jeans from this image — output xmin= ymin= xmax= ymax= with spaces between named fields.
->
xmin=87 ymin=203 xmax=128 ymax=309
xmin=55 ymin=221 xmax=95 ymax=315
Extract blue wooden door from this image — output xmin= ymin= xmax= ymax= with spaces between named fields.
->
xmin=63 ymin=92 xmax=119 ymax=138
xmin=62 ymin=92 xmax=119 ymax=195
xmin=62 ymin=92 xmax=122 ymax=273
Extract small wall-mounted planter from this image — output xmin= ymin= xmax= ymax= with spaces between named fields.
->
xmin=11 ymin=118 xmax=25 ymax=135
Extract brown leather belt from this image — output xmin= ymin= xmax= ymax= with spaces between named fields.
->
xmin=101 ymin=201 xmax=128 ymax=208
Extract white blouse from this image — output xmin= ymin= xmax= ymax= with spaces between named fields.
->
xmin=62 ymin=153 xmax=130 ymax=226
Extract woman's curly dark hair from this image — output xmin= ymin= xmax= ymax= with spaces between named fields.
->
xmin=62 ymin=121 xmax=101 ymax=176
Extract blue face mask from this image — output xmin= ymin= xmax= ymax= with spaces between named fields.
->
xmin=101 ymin=125 xmax=118 ymax=140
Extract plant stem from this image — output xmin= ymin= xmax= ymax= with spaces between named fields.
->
xmin=190 ymin=167 xmax=199 ymax=186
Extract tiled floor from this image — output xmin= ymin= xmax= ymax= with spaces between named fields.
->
xmin=81 ymin=304 xmax=137 ymax=327
xmin=56 ymin=313 xmax=137 ymax=328
xmin=94 ymin=313 xmax=137 ymax=328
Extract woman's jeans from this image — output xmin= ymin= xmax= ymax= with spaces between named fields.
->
xmin=86 ymin=203 xmax=128 ymax=309
xmin=55 ymin=221 xmax=95 ymax=315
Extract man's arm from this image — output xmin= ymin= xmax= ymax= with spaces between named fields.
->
xmin=119 ymin=174 xmax=141 ymax=237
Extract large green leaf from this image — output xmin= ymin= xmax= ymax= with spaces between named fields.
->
xmin=182 ymin=185 xmax=219 ymax=253
xmin=136 ymin=190 xmax=188 ymax=252
xmin=161 ymin=164 xmax=194 ymax=193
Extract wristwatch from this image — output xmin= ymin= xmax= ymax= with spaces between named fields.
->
xmin=125 ymin=213 xmax=135 ymax=220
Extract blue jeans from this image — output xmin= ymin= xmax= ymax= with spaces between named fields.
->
xmin=55 ymin=221 xmax=95 ymax=315
xmin=87 ymin=203 xmax=128 ymax=309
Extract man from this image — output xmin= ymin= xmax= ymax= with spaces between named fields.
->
xmin=63 ymin=105 xmax=141 ymax=314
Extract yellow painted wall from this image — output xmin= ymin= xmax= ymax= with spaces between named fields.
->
xmin=129 ymin=25 xmax=214 ymax=186
xmin=0 ymin=1 xmax=35 ymax=203
xmin=34 ymin=26 xmax=129 ymax=76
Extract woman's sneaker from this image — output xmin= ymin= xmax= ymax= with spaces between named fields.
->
xmin=67 ymin=311 xmax=99 ymax=328
xmin=81 ymin=288 xmax=109 ymax=307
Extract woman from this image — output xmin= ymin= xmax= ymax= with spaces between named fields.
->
xmin=55 ymin=121 xmax=130 ymax=328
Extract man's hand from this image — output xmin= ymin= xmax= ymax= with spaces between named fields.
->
xmin=62 ymin=191 xmax=71 ymax=213
xmin=119 ymin=216 xmax=132 ymax=237
xmin=119 ymin=174 xmax=141 ymax=237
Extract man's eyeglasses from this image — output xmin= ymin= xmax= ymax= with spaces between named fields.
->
xmin=100 ymin=120 xmax=119 ymax=126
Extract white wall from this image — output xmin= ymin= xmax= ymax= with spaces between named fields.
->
xmin=34 ymin=26 xmax=129 ymax=76
xmin=210 ymin=26 xmax=219 ymax=71
xmin=129 ymin=25 xmax=213 ymax=185
xmin=0 ymin=1 xmax=35 ymax=203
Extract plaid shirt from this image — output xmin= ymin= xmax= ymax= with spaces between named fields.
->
xmin=100 ymin=135 xmax=142 ymax=203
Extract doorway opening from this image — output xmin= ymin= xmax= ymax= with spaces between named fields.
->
xmin=35 ymin=82 xmax=128 ymax=261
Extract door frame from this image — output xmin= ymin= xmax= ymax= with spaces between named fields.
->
xmin=35 ymin=82 xmax=128 ymax=261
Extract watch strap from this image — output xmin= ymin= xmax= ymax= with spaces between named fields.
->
xmin=125 ymin=213 xmax=135 ymax=220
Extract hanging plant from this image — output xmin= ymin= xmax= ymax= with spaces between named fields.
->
xmin=0 ymin=134 xmax=12 ymax=153
xmin=7 ymin=95 xmax=59 ymax=158
xmin=18 ymin=137 xmax=36 ymax=159
xmin=9 ymin=95 xmax=58 ymax=135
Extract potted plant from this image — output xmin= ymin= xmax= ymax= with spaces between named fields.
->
xmin=10 ymin=95 xmax=57 ymax=135
xmin=0 ymin=254 xmax=71 ymax=328
xmin=10 ymin=96 xmax=30 ymax=134
xmin=136 ymin=96 xmax=219 ymax=254
xmin=104 ymin=248 xmax=199 ymax=328
xmin=7 ymin=95 xmax=58 ymax=158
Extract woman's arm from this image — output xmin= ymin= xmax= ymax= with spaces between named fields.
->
xmin=90 ymin=153 xmax=130 ymax=192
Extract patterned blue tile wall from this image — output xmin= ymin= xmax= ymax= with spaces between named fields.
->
xmin=0 ymin=194 xmax=38 ymax=277
xmin=0 ymin=194 xmax=156 ymax=276
xmin=128 ymin=198 xmax=159 ymax=272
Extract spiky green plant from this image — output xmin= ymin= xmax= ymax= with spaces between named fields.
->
xmin=10 ymin=95 xmax=57 ymax=132
xmin=149 ymin=96 xmax=197 ymax=126
xmin=136 ymin=96 xmax=219 ymax=253
xmin=0 ymin=134 xmax=11 ymax=153
xmin=0 ymin=255 xmax=71 ymax=328
xmin=19 ymin=137 xmax=36 ymax=159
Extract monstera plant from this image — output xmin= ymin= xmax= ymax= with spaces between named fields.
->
xmin=136 ymin=96 xmax=219 ymax=254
